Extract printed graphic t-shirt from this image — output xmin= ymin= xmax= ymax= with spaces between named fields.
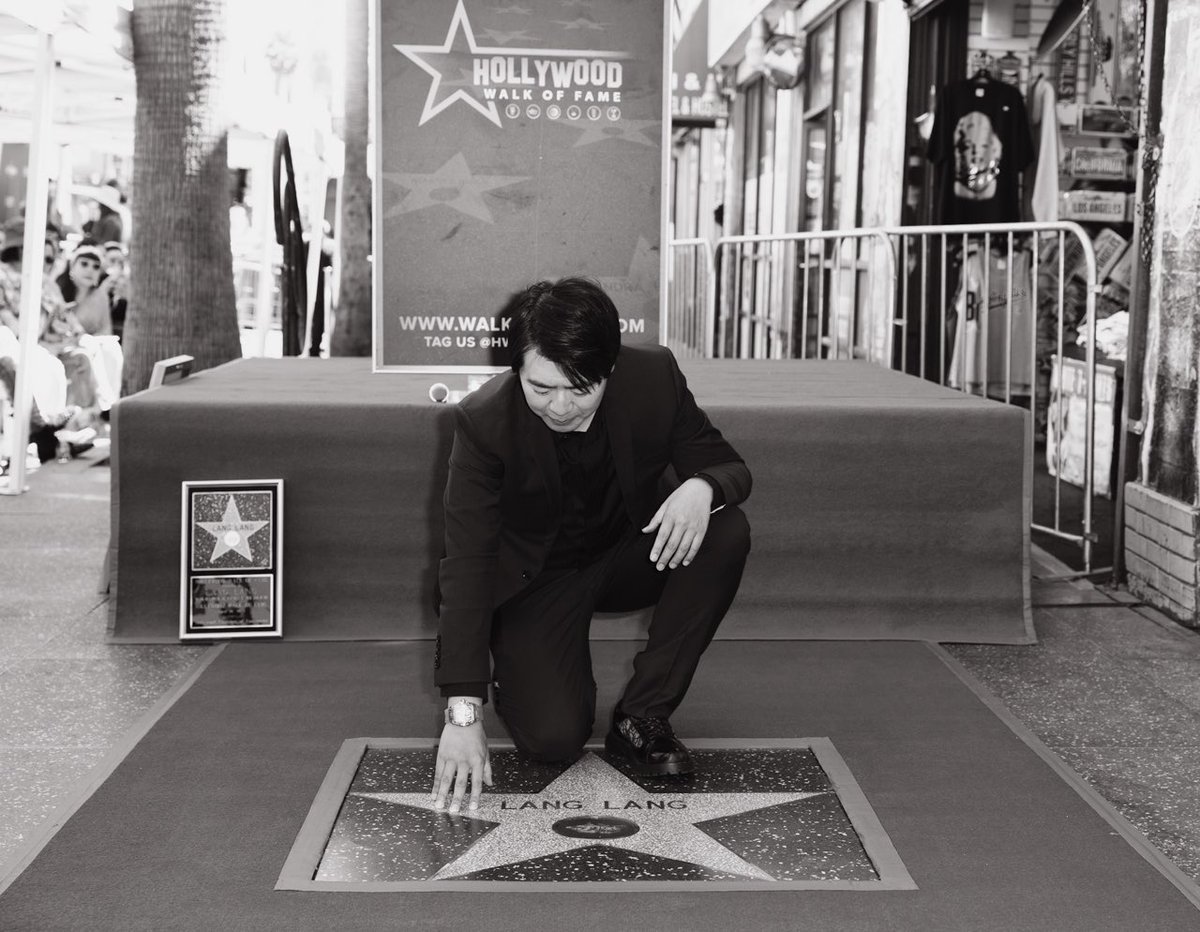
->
xmin=928 ymin=78 xmax=1034 ymax=224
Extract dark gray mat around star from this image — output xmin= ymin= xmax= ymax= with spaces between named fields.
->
xmin=2 ymin=640 xmax=1199 ymax=931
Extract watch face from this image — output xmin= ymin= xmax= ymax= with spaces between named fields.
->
xmin=449 ymin=703 xmax=476 ymax=726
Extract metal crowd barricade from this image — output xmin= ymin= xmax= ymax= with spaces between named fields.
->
xmin=666 ymin=220 xmax=1104 ymax=573
xmin=884 ymin=222 xmax=1100 ymax=573
xmin=713 ymin=230 xmax=898 ymax=363
xmin=664 ymin=238 xmax=715 ymax=358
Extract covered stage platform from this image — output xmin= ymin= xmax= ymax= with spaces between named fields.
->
xmin=107 ymin=356 xmax=1032 ymax=644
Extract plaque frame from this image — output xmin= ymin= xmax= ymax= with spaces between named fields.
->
xmin=179 ymin=479 xmax=284 ymax=640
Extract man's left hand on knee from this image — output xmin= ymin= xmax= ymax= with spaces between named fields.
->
xmin=641 ymin=477 xmax=714 ymax=571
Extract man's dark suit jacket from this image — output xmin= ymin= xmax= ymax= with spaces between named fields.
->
xmin=434 ymin=343 xmax=751 ymax=690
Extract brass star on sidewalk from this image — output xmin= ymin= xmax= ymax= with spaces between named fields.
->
xmin=356 ymin=752 xmax=824 ymax=881
xmin=195 ymin=496 xmax=268 ymax=563
xmin=382 ymin=153 xmax=529 ymax=224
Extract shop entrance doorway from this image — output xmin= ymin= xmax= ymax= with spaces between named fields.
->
xmin=898 ymin=1 xmax=968 ymax=381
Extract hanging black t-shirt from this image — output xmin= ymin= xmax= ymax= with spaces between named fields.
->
xmin=927 ymin=77 xmax=1034 ymax=224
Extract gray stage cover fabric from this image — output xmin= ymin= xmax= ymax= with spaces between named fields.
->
xmin=109 ymin=358 xmax=1032 ymax=643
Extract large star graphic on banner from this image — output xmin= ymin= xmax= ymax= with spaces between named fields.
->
xmin=564 ymin=116 xmax=661 ymax=148
xmin=382 ymin=153 xmax=529 ymax=224
xmin=393 ymin=0 xmax=627 ymax=128
xmin=196 ymin=496 xmax=268 ymax=562
xmin=393 ymin=0 xmax=500 ymax=127
xmin=356 ymin=752 xmax=824 ymax=880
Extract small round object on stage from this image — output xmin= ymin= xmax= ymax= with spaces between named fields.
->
xmin=429 ymin=382 xmax=450 ymax=403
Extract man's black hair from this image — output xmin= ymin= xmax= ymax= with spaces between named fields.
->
xmin=503 ymin=276 xmax=621 ymax=388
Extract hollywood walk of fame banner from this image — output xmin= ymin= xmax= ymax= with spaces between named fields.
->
xmin=372 ymin=0 xmax=668 ymax=372
xmin=179 ymin=480 xmax=284 ymax=640
xmin=277 ymin=738 xmax=916 ymax=891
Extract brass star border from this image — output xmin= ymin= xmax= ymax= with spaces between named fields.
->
xmin=277 ymin=738 xmax=915 ymax=892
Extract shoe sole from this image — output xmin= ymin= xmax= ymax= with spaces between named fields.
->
xmin=604 ymin=734 xmax=694 ymax=776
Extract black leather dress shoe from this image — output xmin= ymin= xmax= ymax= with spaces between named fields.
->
xmin=605 ymin=713 xmax=694 ymax=776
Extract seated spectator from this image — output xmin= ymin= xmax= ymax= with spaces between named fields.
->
xmin=0 ymin=219 xmax=63 ymax=341
xmin=55 ymin=242 xmax=124 ymax=407
xmin=82 ymin=182 xmax=126 ymax=246
xmin=0 ymin=218 xmax=114 ymax=426
xmin=57 ymin=242 xmax=115 ymax=335
xmin=0 ymin=325 xmax=88 ymax=463
xmin=102 ymin=241 xmax=129 ymax=340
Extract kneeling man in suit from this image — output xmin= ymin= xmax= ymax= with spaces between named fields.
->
xmin=431 ymin=277 xmax=751 ymax=813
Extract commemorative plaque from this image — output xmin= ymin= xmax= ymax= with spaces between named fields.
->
xmin=180 ymin=479 xmax=284 ymax=640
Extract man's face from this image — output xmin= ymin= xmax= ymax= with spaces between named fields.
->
xmin=519 ymin=348 xmax=608 ymax=433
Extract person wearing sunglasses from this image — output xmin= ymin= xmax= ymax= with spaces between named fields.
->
xmin=56 ymin=243 xmax=117 ymax=336
xmin=49 ymin=243 xmax=122 ymax=416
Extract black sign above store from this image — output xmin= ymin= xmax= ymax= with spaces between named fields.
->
xmin=672 ymin=0 xmax=727 ymax=128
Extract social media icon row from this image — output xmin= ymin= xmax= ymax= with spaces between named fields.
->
xmin=504 ymin=103 xmax=621 ymax=122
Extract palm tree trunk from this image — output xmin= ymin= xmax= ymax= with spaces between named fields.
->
xmin=123 ymin=0 xmax=240 ymax=394
xmin=330 ymin=0 xmax=372 ymax=357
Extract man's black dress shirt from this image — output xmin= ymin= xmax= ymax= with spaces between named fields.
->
xmin=544 ymin=409 xmax=629 ymax=571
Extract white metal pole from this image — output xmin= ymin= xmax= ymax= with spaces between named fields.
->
xmin=301 ymin=167 xmax=328 ymax=356
xmin=253 ymin=142 xmax=276 ymax=357
xmin=4 ymin=30 xmax=55 ymax=495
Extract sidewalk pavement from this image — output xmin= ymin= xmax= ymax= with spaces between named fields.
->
xmin=2 ymin=445 xmax=1200 ymax=887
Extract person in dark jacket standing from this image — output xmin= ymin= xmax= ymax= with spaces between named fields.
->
xmin=430 ymin=277 xmax=751 ymax=814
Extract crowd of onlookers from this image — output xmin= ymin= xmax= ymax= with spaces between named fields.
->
xmin=0 ymin=182 xmax=130 ymax=471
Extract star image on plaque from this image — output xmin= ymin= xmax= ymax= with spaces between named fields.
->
xmin=190 ymin=490 xmax=273 ymax=571
xmin=277 ymin=739 xmax=916 ymax=891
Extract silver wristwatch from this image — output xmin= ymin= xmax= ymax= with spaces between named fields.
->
xmin=444 ymin=699 xmax=481 ymax=727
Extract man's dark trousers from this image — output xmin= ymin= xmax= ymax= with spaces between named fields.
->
xmin=490 ymin=505 xmax=750 ymax=762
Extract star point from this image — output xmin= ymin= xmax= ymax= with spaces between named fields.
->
xmin=599 ymin=235 xmax=659 ymax=297
xmin=393 ymin=0 xmax=502 ymax=127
